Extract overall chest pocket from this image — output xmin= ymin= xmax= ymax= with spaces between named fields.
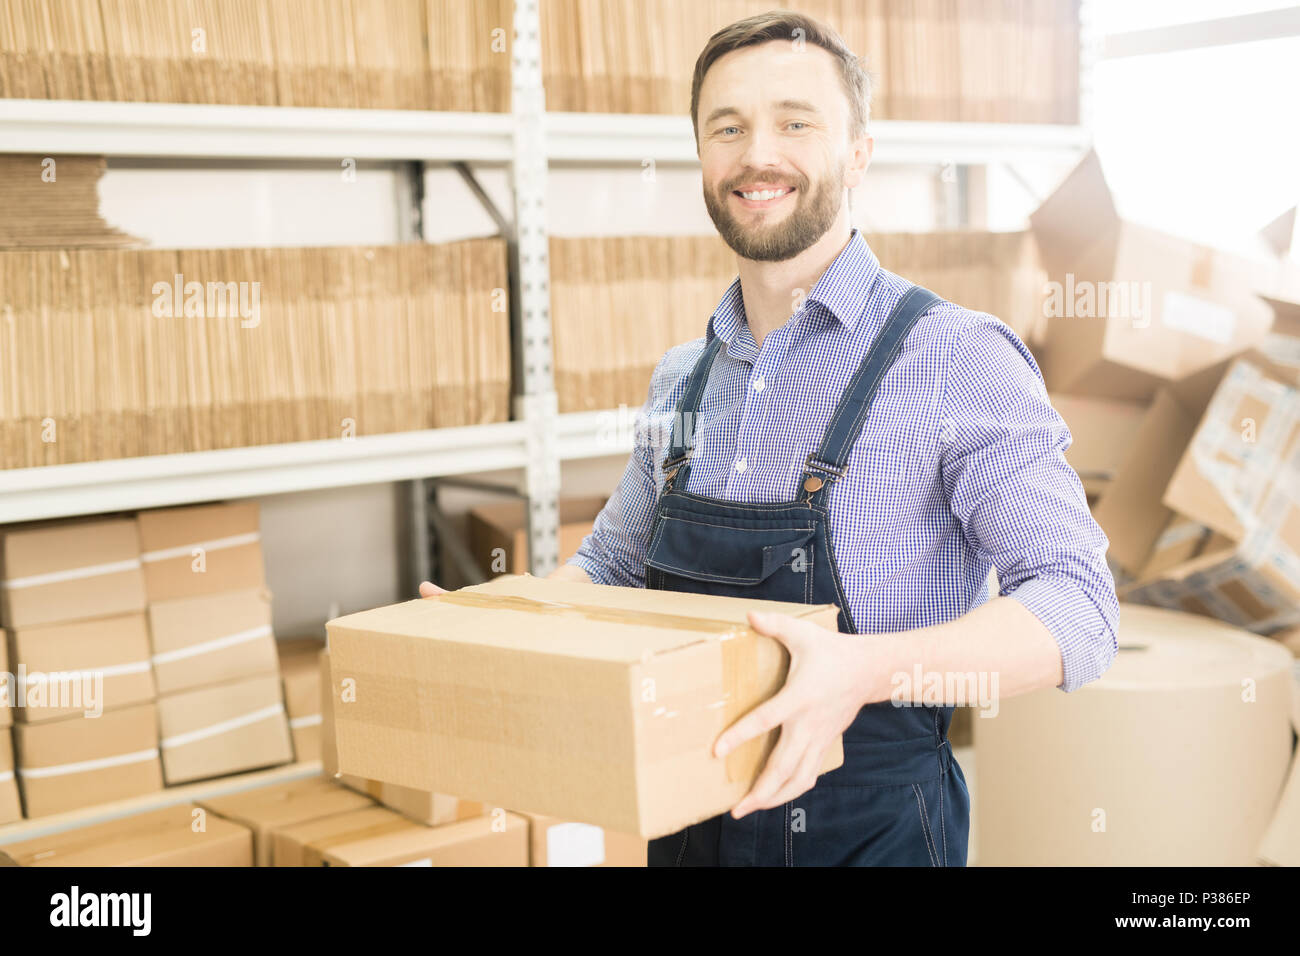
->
xmin=645 ymin=516 xmax=816 ymax=589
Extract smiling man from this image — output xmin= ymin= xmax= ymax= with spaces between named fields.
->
xmin=424 ymin=10 xmax=1119 ymax=867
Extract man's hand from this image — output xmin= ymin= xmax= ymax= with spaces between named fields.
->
xmin=418 ymin=562 xmax=591 ymax=598
xmin=716 ymin=610 xmax=894 ymax=819
xmin=418 ymin=581 xmax=447 ymax=598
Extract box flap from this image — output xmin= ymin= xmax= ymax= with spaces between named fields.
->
xmin=1030 ymin=148 xmax=1121 ymax=277
xmin=327 ymin=574 xmax=837 ymax=663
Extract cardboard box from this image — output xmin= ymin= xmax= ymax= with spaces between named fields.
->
xmin=1258 ymin=752 xmax=1300 ymax=867
xmin=975 ymin=605 xmax=1293 ymax=865
xmin=0 ymin=517 xmax=145 ymax=628
xmin=521 ymin=812 xmax=647 ymax=867
xmin=319 ymin=647 xmax=481 ymax=824
xmin=148 ymin=588 xmax=278 ymax=695
xmin=467 ymin=496 xmax=604 ymax=576
xmin=7 ymin=613 xmax=155 ymax=722
xmin=274 ymin=805 xmax=528 ymax=867
xmin=0 ymin=803 xmax=252 ymax=866
xmin=326 ymin=574 xmax=845 ymax=838
xmin=0 ymin=630 xmax=11 ymax=730
xmin=1259 ymin=294 xmax=1300 ymax=371
xmin=136 ymin=501 xmax=265 ymax=603
xmin=1032 ymin=149 xmax=1279 ymax=400
xmin=197 ymin=775 xmax=374 ymax=866
xmin=1048 ymin=392 xmax=1147 ymax=493
xmin=15 ymin=701 xmax=162 ymax=817
xmin=157 ymin=673 xmax=292 ymax=785
xmin=277 ymin=636 xmax=324 ymax=762
xmin=0 ymin=731 xmax=20 ymax=825
xmin=1112 ymin=352 xmax=1300 ymax=632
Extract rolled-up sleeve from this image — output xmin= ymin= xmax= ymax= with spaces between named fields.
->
xmin=939 ymin=315 xmax=1120 ymax=692
xmin=567 ymin=356 xmax=667 ymax=588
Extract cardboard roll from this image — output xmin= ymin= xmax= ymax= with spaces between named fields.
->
xmin=974 ymin=604 xmax=1294 ymax=866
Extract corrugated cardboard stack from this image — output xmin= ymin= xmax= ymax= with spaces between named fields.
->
xmin=139 ymin=501 xmax=294 ymax=785
xmin=0 ymin=631 xmax=18 ymax=825
xmin=0 ymin=154 xmax=142 ymax=249
xmin=0 ymin=240 xmax=510 ymax=467
xmin=1 ymin=516 xmax=164 ymax=818
xmin=0 ymin=0 xmax=511 ymax=111
xmin=541 ymin=0 xmax=1080 ymax=124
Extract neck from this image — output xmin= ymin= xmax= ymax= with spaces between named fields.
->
xmin=737 ymin=217 xmax=854 ymax=348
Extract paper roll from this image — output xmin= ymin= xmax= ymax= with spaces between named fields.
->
xmin=975 ymin=604 xmax=1294 ymax=865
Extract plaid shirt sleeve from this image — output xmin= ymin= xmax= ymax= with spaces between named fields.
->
xmin=939 ymin=314 xmax=1120 ymax=692
xmin=566 ymin=354 xmax=673 ymax=588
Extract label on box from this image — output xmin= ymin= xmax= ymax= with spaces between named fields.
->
xmin=398 ymin=857 xmax=433 ymax=867
xmin=546 ymin=822 xmax=606 ymax=867
xmin=1161 ymin=291 xmax=1236 ymax=344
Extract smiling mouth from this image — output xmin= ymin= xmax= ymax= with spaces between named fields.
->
xmin=731 ymin=186 xmax=796 ymax=208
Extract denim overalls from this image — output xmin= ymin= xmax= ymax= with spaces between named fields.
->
xmin=644 ymin=285 xmax=970 ymax=866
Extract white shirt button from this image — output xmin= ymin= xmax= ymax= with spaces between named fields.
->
xmin=734 ymin=457 xmax=747 ymax=473
xmin=752 ymin=376 xmax=765 ymax=392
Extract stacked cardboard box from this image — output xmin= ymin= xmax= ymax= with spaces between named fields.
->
xmin=319 ymin=646 xmax=483 ymax=827
xmin=139 ymin=502 xmax=293 ymax=785
xmin=1 ymin=517 xmax=164 ymax=818
xmin=274 ymin=805 xmax=529 ymax=867
xmin=0 ymin=803 xmax=253 ymax=866
xmin=277 ymin=637 xmax=326 ymax=763
xmin=326 ymin=574 xmax=845 ymax=838
xmin=198 ymin=775 xmax=375 ymax=866
xmin=0 ymin=0 xmax=511 ymax=111
xmin=467 ymin=496 xmax=605 ymax=577
xmin=519 ymin=812 xmax=646 ymax=867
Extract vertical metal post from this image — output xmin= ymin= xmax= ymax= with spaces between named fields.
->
xmin=511 ymin=0 xmax=560 ymax=576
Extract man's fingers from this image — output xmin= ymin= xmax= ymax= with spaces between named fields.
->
xmin=418 ymin=581 xmax=447 ymax=599
xmin=714 ymin=687 xmax=800 ymax=759
xmin=758 ymin=741 xmax=828 ymax=813
xmin=731 ymin=727 xmax=810 ymax=819
xmin=746 ymin=610 xmax=818 ymax=651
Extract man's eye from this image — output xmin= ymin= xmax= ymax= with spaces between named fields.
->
xmin=788 ymin=121 xmax=807 ymax=130
xmin=720 ymin=126 xmax=740 ymax=135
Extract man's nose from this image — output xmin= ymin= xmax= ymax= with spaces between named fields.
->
xmin=739 ymin=127 xmax=783 ymax=170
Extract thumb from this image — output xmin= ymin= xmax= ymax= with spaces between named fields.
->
xmin=746 ymin=609 xmax=814 ymax=649
xmin=419 ymin=581 xmax=448 ymax=599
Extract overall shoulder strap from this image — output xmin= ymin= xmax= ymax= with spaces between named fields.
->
xmin=803 ymin=284 xmax=941 ymax=496
xmin=661 ymin=335 xmax=725 ymax=481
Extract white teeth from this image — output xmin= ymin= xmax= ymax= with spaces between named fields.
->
xmin=739 ymin=188 xmax=789 ymax=201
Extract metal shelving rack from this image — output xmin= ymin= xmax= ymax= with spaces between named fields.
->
xmin=0 ymin=0 xmax=1093 ymax=574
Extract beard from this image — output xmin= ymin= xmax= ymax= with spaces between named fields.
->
xmin=703 ymin=161 xmax=844 ymax=262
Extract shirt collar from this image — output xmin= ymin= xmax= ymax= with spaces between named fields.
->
xmin=706 ymin=228 xmax=881 ymax=347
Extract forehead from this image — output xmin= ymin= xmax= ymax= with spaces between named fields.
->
xmin=699 ymin=40 xmax=844 ymax=115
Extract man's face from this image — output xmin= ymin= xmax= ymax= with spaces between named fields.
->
xmin=696 ymin=40 xmax=866 ymax=262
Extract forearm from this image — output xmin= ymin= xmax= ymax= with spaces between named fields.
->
xmin=868 ymin=596 xmax=1064 ymax=705
xmin=547 ymin=562 xmax=593 ymax=584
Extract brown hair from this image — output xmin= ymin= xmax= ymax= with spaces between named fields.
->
xmin=690 ymin=9 xmax=873 ymax=150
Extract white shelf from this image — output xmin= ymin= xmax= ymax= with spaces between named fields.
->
xmin=0 ymin=99 xmax=1090 ymax=167
xmin=0 ymin=422 xmax=531 ymax=523
xmin=546 ymin=110 xmax=1092 ymax=166
xmin=0 ymin=99 xmax=516 ymax=162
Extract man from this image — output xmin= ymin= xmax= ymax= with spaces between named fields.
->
xmin=425 ymin=10 xmax=1118 ymax=866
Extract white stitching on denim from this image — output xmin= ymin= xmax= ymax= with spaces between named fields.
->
xmin=912 ymin=783 xmax=939 ymax=866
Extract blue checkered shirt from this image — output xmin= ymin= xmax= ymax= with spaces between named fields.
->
xmin=569 ymin=227 xmax=1120 ymax=692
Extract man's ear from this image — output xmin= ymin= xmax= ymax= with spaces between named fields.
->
xmin=844 ymin=134 xmax=873 ymax=190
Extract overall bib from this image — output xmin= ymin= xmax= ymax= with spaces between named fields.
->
xmin=644 ymin=285 xmax=970 ymax=866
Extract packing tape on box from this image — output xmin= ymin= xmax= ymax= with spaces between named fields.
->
xmin=160 ymin=702 xmax=285 ymax=750
xmin=435 ymin=590 xmax=752 ymax=636
xmin=0 ymin=770 xmax=12 ymax=783
xmin=289 ymin=713 xmax=322 ymax=729
xmin=1 ymin=557 xmax=142 ymax=590
xmin=307 ymin=817 xmax=423 ymax=857
xmin=140 ymin=531 xmax=261 ymax=563
xmin=151 ymin=624 xmax=273 ymax=664
xmin=20 ymin=747 xmax=160 ymax=779
xmin=21 ymin=660 xmax=152 ymax=681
